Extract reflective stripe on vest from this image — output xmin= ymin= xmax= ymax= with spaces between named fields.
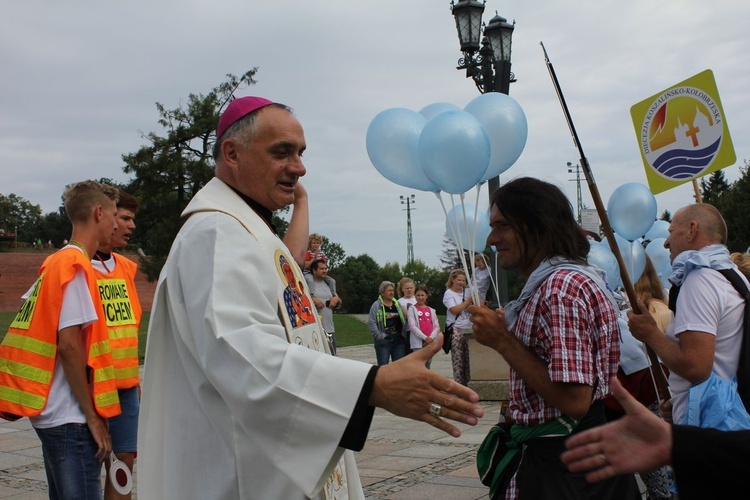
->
xmin=93 ymin=255 xmax=142 ymax=389
xmin=0 ymin=273 xmax=55 ymax=417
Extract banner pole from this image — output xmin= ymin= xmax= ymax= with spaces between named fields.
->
xmin=541 ymin=42 xmax=670 ymax=400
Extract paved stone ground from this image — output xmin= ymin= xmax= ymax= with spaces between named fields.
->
xmin=0 ymin=345 xmax=499 ymax=500
xmin=0 ymin=349 xmax=647 ymax=500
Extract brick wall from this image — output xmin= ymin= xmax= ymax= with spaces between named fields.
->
xmin=0 ymin=252 xmax=156 ymax=312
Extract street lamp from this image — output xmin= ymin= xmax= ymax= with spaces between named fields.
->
xmin=450 ymin=0 xmax=515 ymax=304
xmin=567 ymin=162 xmax=584 ymax=225
xmin=451 ymin=1 xmax=516 ymax=96
xmin=400 ymin=194 xmax=416 ymax=266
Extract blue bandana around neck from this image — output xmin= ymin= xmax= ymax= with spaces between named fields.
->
xmin=504 ymin=256 xmax=618 ymax=329
xmin=668 ymin=244 xmax=734 ymax=287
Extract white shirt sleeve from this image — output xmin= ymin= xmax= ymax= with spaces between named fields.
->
xmin=59 ymin=268 xmax=99 ymax=332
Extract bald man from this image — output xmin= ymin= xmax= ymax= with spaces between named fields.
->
xmin=628 ymin=204 xmax=750 ymax=427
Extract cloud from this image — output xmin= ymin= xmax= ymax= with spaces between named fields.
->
xmin=2 ymin=0 xmax=748 ymax=268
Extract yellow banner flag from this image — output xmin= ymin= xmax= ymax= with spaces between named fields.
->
xmin=630 ymin=69 xmax=735 ymax=194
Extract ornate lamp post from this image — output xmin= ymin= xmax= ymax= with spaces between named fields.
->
xmin=452 ymin=2 xmax=516 ymax=97
xmin=450 ymin=0 xmax=515 ymax=304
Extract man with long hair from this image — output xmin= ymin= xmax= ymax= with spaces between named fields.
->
xmin=469 ymin=177 xmax=639 ymax=499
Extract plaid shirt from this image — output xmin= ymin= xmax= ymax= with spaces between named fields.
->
xmin=509 ymin=269 xmax=620 ymax=426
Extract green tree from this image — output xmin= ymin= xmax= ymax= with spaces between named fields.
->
xmin=272 ymin=205 xmax=291 ymax=239
xmin=659 ymin=209 xmax=672 ymax=222
xmin=39 ymin=209 xmax=71 ymax=248
xmin=718 ymin=162 xmax=750 ymax=252
xmin=376 ymin=261 xmax=402 ymax=288
xmin=335 ymin=254 xmax=381 ymax=313
xmin=0 ymin=193 xmax=43 ymax=244
xmin=439 ymin=234 xmax=462 ymax=271
xmin=121 ymin=69 xmax=260 ymax=280
xmin=700 ymin=170 xmax=731 ymax=204
xmin=321 ymin=236 xmax=345 ymax=271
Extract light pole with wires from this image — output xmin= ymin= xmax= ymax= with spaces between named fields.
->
xmin=400 ymin=194 xmax=416 ymax=266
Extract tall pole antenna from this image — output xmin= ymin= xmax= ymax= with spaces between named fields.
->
xmin=400 ymin=195 xmax=416 ymax=265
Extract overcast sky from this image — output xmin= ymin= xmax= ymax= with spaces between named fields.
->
xmin=2 ymin=1 xmax=748 ymax=268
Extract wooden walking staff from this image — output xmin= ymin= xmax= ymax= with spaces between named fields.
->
xmin=540 ymin=42 xmax=670 ymax=401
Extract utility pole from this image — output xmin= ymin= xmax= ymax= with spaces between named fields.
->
xmin=400 ymin=194 xmax=416 ymax=265
xmin=567 ymin=162 xmax=583 ymax=224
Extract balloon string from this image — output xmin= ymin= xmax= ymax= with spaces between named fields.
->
xmin=628 ymin=241 xmax=634 ymax=285
xmin=436 ymin=192 xmax=464 ymax=271
xmin=437 ymin=191 xmax=481 ymax=307
xmin=457 ymin=193 xmax=481 ymax=307
xmin=457 ymin=194 xmax=473 ymax=297
xmin=468 ymin=184 xmax=483 ymax=305
xmin=638 ymin=323 xmax=671 ymax=407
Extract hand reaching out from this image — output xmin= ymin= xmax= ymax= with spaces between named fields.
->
xmin=369 ymin=333 xmax=484 ymax=437
xmin=561 ymin=377 xmax=672 ymax=482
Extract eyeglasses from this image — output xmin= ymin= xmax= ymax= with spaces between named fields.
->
xmin=109 ymin=452 xmax=133 ymax=495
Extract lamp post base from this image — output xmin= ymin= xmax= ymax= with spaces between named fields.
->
xmin=466 ymin=334 xmax=510 ymax=401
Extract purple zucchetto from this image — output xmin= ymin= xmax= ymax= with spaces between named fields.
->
xmin=216 ymin=96 xmax=274 ymax=139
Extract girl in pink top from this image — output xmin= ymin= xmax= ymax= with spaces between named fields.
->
xmin=406 ymin=284 xmax=440 ymax=368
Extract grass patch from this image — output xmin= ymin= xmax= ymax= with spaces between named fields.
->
xmin=332 ymin=314 xmax=372 ymax=348
xmin=333 ymin=314 xmax=447 ymax=348
xmin=0 ymin=311 xmax=15 ymax=339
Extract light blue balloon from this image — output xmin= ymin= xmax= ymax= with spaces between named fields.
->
xmin=365 ymin=108 xmax=439 ymax=191
xmin=419 ymin=110 xmax=490 ymax=194
xmin=644 ymin=220 xmax=670 ymax=241
xmin=658 ymin=259 xmax=673 ymax=290
xmin=587 ymin=242 xmax=621 ymax=290
xmin=464 ymin=92 xmax=528 ymax=182
xmin=445 ymin=204 xmax=491 ymax=251
xmin=646 ymin=238 xmax=671 ymax=278
xmin=604 ymin=233 xmax=647 ymax=284
xmin=419 ymin=102 xmax=460 ymax=121
xmin=607 ymin=183 xmax=658 ymax=241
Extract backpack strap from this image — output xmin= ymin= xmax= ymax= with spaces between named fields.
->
xmin=716 ymin=269 xmax=750 ymax=412
xmin=667 ymin=268 xmax=750 ymax=411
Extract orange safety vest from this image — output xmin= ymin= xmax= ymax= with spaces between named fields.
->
xmin=93 ymin=254 xmax=142 ymax=389
xmin=0 ymin=249 xmax=121 ymax=419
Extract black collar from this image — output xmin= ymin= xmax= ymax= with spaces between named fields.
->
xmin=228 ymin=185 xmax=278 ymax=235
xmin=95 ymin=250 xmax=112 ymax=261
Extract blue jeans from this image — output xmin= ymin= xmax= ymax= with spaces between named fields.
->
xmin=374 ymin=336 xmax=407 ymax=365
xmin=34 ymin=423 xmax=103 ymax=500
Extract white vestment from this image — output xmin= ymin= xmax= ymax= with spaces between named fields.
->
xmin=137 ymin=178 xmax=370 ymax=499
